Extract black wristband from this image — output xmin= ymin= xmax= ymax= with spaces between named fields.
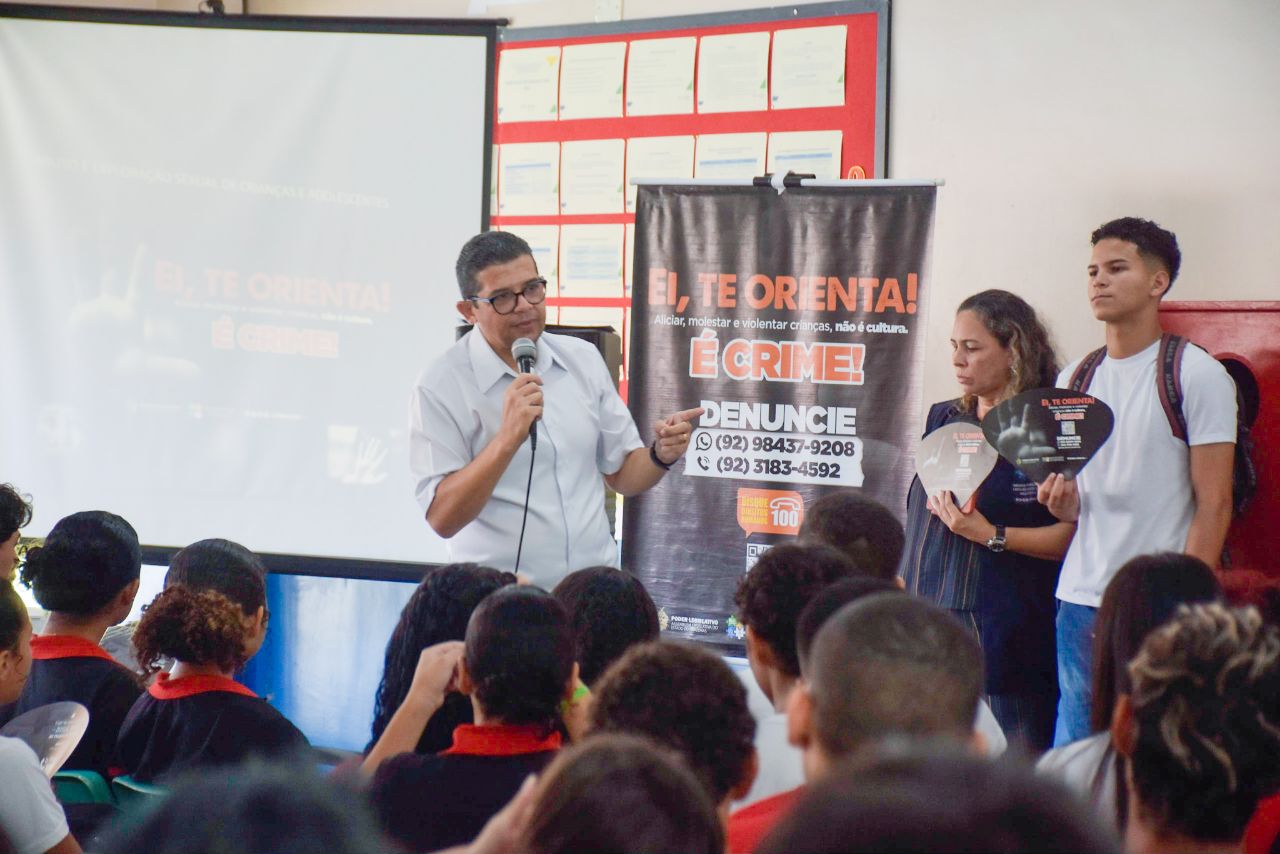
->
xmin=649 ymin=440 xmax=674 ymax=471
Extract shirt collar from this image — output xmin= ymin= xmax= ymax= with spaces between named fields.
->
xmin=148 ymin=672 xmax=258 ymax=700
xmin=31 ymin=634 xmax=116 ymax=662
xmin=467 ymin=328 xmax=562 ymax=393
xmin=440 ymin=723 xmax=562 ymax=757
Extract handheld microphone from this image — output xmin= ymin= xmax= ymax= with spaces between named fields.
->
xmin=512 ymin=338 xmax=537 ymax=374
xmin=511 ymin=338 xmax=539 ymax=448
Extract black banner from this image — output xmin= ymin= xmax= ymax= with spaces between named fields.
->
xmin=624 ymin=184 xmax=937 ymax=649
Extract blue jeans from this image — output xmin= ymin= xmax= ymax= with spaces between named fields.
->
xmin=1054 ymin=601 xmax=1097 ymax=747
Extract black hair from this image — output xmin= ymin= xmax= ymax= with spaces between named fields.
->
xmin=0 ymin=483 xmax=32 ymax=542
xmin=1128 ymin=604 xmax=1280 ymax=843
xmin=95 ymin=762 xmax=386 ymax=854
xmin=1089 ymin=552 xmax=1220 ymax=732
xmin=734 ymin=542 xmax=861 ymax=677
xmin=1092 ymin=217 xmax=1182 ymax=288
xmin=455 ymin=231 xmax=534 ymax=299
xmin=526 ymin=733 xmax=723 ymax=854
xmin=808 ymin=593 xmax=982 ymax=756
xmin=953 ymin=289 xmax=1060 ymax=412
xmin=19 ymin=510 xmax=141 ymax=616
xmin=759 ymin=746 xmax=1118 ymax=854
xmin=0 ymin=579 xmax=26 ymax=653
xmin=464 ymin=585 xmax=573 ymax=731
xmin=368 ymin=563 xmax=515 ymax=753
xmin=797 ymin=493 xmax=905 ymax=580
xmin=589 ymin=641 xmax=756 ymax=805
xmin=166 ymin=538 xmax=267 ymax=616
xmin=795 ymin=577 xmax=902 ymax=670
xmin=552 ymin=566 xmax=659 ymax=686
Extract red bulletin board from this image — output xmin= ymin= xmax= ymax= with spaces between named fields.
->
xmin=491 ymin=2 xmax=889 ymax=398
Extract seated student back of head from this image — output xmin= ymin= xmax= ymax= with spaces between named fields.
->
xmin=368 ymin=585 xmax=575 ymax=853
xmin=0 ymin=511 xmax=142 ymax=778
xmin=115 ymin=539 xmax=309 ymax=781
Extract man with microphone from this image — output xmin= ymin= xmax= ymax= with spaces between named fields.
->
xmin=410 ymin=231 xmax=701 ymax=587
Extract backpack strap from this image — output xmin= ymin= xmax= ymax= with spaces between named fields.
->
xmin=1156 ymin=333 xmax=1190 ymax=443
xmin=1068 ymin=346 xmax=1107 ymax=392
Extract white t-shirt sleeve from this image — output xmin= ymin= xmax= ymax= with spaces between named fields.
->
xmin=0 ymin=737 xmax=72 ymax=854
xmin=1181 ymin=349 xmax=1237 ymax=446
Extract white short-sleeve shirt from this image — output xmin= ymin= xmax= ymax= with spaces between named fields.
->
xmin=0 ymin=735 xmax=71 ymax=854
xmin=410 ymin=330 xmax=644 ymax=588
xmin=1055 ymin=340 xmax=1236 ymax=607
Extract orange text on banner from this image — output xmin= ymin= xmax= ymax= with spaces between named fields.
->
xmin=736 ymin=488 xmax=805 ymax=537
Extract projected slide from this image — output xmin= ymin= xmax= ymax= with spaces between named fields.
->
xmin=0 ymin=14 xmax=491 ymax=564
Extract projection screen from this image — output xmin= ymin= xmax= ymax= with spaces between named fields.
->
xmin=0 ymin=8 xmax=494 ymax=569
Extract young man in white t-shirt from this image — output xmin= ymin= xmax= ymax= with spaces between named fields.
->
xmin=1038 ymin=217 xmax=1236 ymax=746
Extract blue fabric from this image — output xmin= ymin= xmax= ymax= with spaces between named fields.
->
xmin=1054 ymin=601 xmax=1097 ymax=747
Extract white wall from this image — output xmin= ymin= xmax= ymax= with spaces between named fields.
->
xmin=9 ymin=0 xmax=1279 ymax=407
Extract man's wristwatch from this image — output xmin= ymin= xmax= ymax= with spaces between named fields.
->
xmin=649 ymin=440 xmax=674 ymax=471
xmin=985 ymin=524 xmax=1007 ymax=553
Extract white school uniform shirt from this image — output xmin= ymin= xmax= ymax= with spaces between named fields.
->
xmin=0 ymin=735 xmax=71 ymax=854
xmin=1055 ymin=340 xmax=1236 ymax=608
xmin=410 ymin=330 xmax=643 ymax=588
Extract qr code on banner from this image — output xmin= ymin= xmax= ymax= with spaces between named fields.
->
xmin=1060 ymin=421 xmax=1076 ymax=436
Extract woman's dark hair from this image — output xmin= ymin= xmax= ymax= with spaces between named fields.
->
xmin=1089 ymin=552 xmax=1221 ymax=732
xmin=1127 ymin=604 xmax=1280 ymax=843
xmin=19 ymin=510 xmax=141 ymax=616
xmin=368 ymin=563 xmax=515 ymax=753
xmin=525 ymin=734 xmax=723 ymax=854
xmin=96 ymin=762 xmax=386 ymax=854
xmin=464 ymin=585 xmax=573 ymax=732
xmin=133 ymin=585 xmax=250 ymax=675
xmin=0 ymin=483 xmax=32 ymax=542
xmin=0 ymin=579 xmax=26 ymax=653
xmin=955 ymin=289 xmax=1058 ymax=413
xmin=166 ymin=539 xmax=267 ymax=616
xmin=552 ymin=567 xmax=659 ymax=686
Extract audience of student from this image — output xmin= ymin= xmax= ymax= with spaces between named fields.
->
xmin=588 ymin=640 xmax=758 ymax=824
xmin=367 ymin=585 xmax=575 ymax=852
xmin=369 ymin=563 xmax=515 ymax=756
xmin=95 ymin=762 xmax=386 ymax=854
xmin=0 ymin=578 xmax=80 ymax=854
xmin=0 ymin=511 xmax=142 ymax=777
xmin=1114 ymin=602 xmax=1280 ymax=854
xmin=0 ymin=484 xmax=32 ymax=583
xmin=1037 ymin=552 xmax=1221 ymax=831
xmin=758 ymin=746 xmax=1118 ymax=854
xmin=551 ymin=566 xmax=659 ymax=686
xmin=116 ymin=573 xmax=310 ymax=781
xmin=732 ymin=542 xmax=860 ymax=804
xmin=796 ymin=491 xmax=906 ymax=581
xmin=729 ymin=592 xmax=985 ymax=853
xmin=522 ymin=733 xmax=724 ymax=854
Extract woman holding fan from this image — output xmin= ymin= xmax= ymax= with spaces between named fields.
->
xmin=900 ymin=289 xmax=1074 ymax=751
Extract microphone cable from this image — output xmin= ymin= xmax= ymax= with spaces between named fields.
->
xmin=513 ymin=424 xmax=535 ymax=576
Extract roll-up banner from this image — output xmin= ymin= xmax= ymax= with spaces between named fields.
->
xmin=624 ymin=182 xmax=937 ymax=649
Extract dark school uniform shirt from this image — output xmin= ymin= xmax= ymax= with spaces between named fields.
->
xmin=115 ymin=672 xmax=311 ymax=782
xmin=0 ymin=635 xmax=142 ymax=777
xmin=371 ymin=723 xmax=562 ymax=853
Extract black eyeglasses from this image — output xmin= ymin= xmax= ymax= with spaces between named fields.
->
xmin=468 ymin=278 xmax=547 ymax=315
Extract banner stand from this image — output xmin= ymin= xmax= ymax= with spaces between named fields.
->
xmin=623 ymin=179 xmax=940 ymax=650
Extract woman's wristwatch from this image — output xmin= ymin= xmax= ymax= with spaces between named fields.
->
xmin=985 ymin=524 xmax=1007 ymax=553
